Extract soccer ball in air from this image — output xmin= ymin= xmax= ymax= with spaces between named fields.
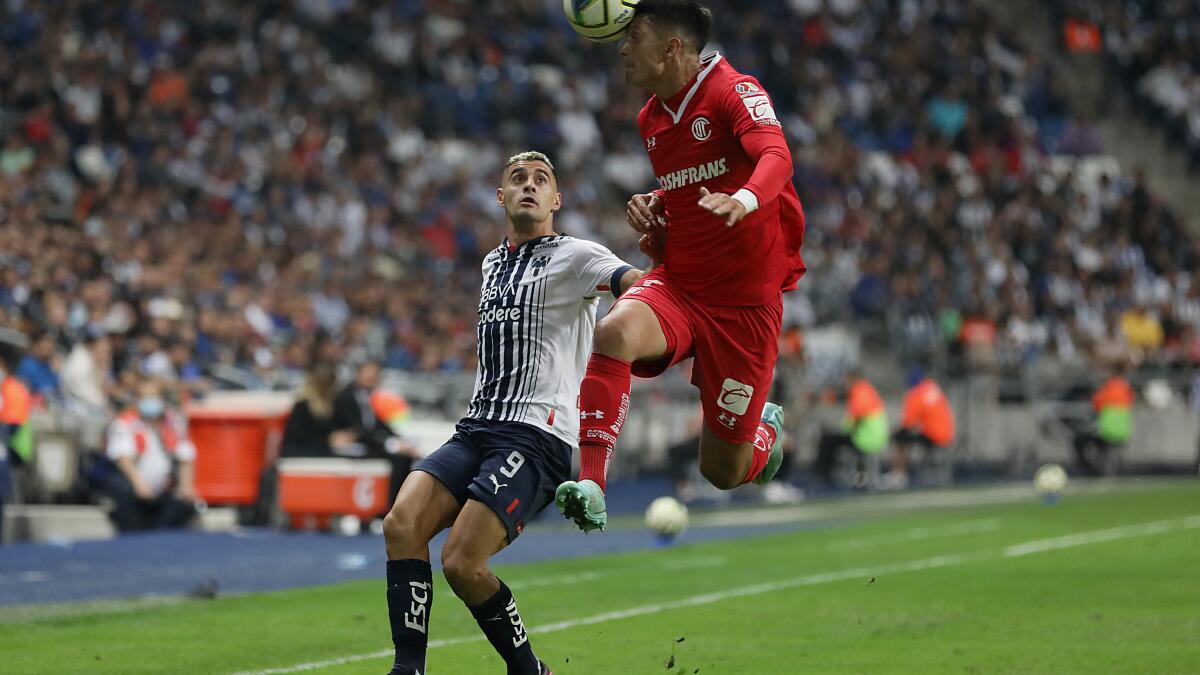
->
xmin=645 ymin=496 xmax=689 ymax=540
xmin=563 ymin=0 xmax=641 ymax=42
xmin=1033 ymin=463 xmax=1068 ymax=502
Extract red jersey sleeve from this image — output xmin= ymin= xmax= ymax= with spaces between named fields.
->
xmin=718 ymin=77 xmax=793 ymax=206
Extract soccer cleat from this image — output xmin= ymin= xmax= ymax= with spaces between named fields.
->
xmin=555 ymin=479 xmax=607 ymax=533
xmin=752 ymin=402 xmax=786 ymax=486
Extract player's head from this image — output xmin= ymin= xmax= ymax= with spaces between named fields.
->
xmin=497 ymin=151 xmax=562 ymax=230
xmin=620 ymin=0 xmax=713 ymax=87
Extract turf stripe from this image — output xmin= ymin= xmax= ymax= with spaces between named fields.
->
xmin=827 ymin=517 xmax=1003 ymax=550
xmin=233 ymin=514 xmax=1200 ymax=675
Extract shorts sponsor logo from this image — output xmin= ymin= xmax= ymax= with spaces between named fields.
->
xmin=718 ymin=412 xmax=738 ymax=428
xmin=489 ymin=474 xmax=509 ymax=494
xmin=717 ymin=378 xmax=754 ymax=416
xmin=691 ymin=116 xmax=711 ymax=141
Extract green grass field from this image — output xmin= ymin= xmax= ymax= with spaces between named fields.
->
xmin=5 ymin=481 xmax=1200 ymax=674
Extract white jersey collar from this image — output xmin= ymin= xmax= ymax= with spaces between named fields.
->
xmin=658 ymin=52 xmax=722 ymax=125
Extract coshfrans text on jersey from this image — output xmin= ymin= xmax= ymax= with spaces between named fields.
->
xmin=656 ymin=158 xmax=728 ymax=191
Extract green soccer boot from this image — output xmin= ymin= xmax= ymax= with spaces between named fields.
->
xmin=752 ymin=402 xmax=786 ymax=486
xmin=555 ymin=479 xmax=607 ymax=533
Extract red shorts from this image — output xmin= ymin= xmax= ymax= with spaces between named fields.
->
xmin=618 ymin=268 xmax=782 ymax=444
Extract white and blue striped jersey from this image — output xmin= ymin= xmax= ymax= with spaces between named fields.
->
xmin=466 ymin=234 xmax=634 ymax=447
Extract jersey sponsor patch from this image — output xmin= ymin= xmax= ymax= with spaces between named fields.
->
xmin=741 ymin=94 xmax=780 ymax=126
xmin=717 ymin=378 xmax=754 ymax=416
xmin=734 ymin=81 xmax=760 ymax=96
xmin=656 ymin=158 xmax=728 ymax=191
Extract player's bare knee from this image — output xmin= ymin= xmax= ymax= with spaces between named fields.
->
xmin=440 ymin=549 xmax=488 ymax=595
xmin=593 ymin=315 xmax=636 ymax=359
xmin=699 ymin=460 xmax=741 ymax=491
xmin=383 ymin=510 xmax=420 ymax=549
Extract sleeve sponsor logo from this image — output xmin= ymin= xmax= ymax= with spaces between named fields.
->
xmin=734 ymin=81 xmax=760 ymax=96
xmin=741 ymin=94 xmax=780 ymax=126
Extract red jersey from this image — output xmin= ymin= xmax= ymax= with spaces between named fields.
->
xmin=639 ymin=53 xmax=805 ymax=306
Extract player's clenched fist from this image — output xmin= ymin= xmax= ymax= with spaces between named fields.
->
xmin=698 ymin=187 xmax=748 ymax=227
xmin=626 ymin=192 xmax=665 ymax=233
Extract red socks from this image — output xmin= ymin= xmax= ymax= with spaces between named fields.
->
xmin=740 ymin=421 xmax=778 ymax=484
xmin=577 ymin=354 xmax=632 ymax=492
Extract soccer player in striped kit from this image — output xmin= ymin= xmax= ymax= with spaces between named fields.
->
xmin=381 ymin=151 xmax=644 ymax=675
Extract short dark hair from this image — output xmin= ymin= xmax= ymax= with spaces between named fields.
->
xmin=504 ymin=151 xmax=556 ymax=178
xmin=634 ymin=0 xmax=713 ymax=54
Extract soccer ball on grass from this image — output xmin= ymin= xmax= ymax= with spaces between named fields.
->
xmin=1033 ymin=463 xmax=1068 ymax=503
xmin=563 ymin=0 xmax=641 ymax=42
xmin=645 ymin=496 xmax=689 ymax=541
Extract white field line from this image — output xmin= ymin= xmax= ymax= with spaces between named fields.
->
xmin=232 ymin=514 xmax=1200 ymax=675
xmin=827 ymin=517 xmax=1003 ymax=551
xmin=1002 ymin=514 xmax=1200 ymax=558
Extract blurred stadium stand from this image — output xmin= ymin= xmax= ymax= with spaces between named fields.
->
xmin=1 ymin=0 xmax=1198 ymax=542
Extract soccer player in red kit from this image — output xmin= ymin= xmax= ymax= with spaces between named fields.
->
xmin=556 ymin=0 xmax=805 ymax=532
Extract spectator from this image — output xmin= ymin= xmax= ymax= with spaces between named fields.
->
xmin=103 ymin=378 xmax=199 ymax=532
xmin=1074 ymin=363 xmax=1134 ymax=476
xmin=0 ymin=337 xmax=32 ymax=544
xmin=1119 ymin=305 xmax=1165 ymax=353
xmin=1063 ymin=13 xmax=1102 ymax=54
xmin=889 ymin=369 xmax=956 ymax=489
xmin=15 ymin=331 xmax=61 ymax=400
xmin=279 ymin=364 xmax=343 ymax=459
xmin=814 ymin=370 xmax=888 ymax=489
xmin=332 ymin=361 xmax=419 ymax=505
xmin=60 ymin=332 xmax=113 ymax=415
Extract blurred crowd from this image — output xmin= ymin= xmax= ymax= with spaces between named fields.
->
xmin=0 ymin=0 xmax=1197 ymax=425
xmin=1054 ymin=0 xmax=1200 ymax=172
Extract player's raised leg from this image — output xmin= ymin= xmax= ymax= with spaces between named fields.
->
xmin=697 ymin=401 xmax=785 ymax=489
xmin=691 ymin=300 xmax=786 ymax=490
xmin=558 ymin=294 xmax=672 ymax=532
xmin=441 ymin=500 xmax=551 ymax=675
xmin=382 ymin=472 xmax=461 ymax=675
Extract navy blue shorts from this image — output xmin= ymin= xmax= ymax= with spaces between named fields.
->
xmin=413 ymin=418 xmax=572 ymax=542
